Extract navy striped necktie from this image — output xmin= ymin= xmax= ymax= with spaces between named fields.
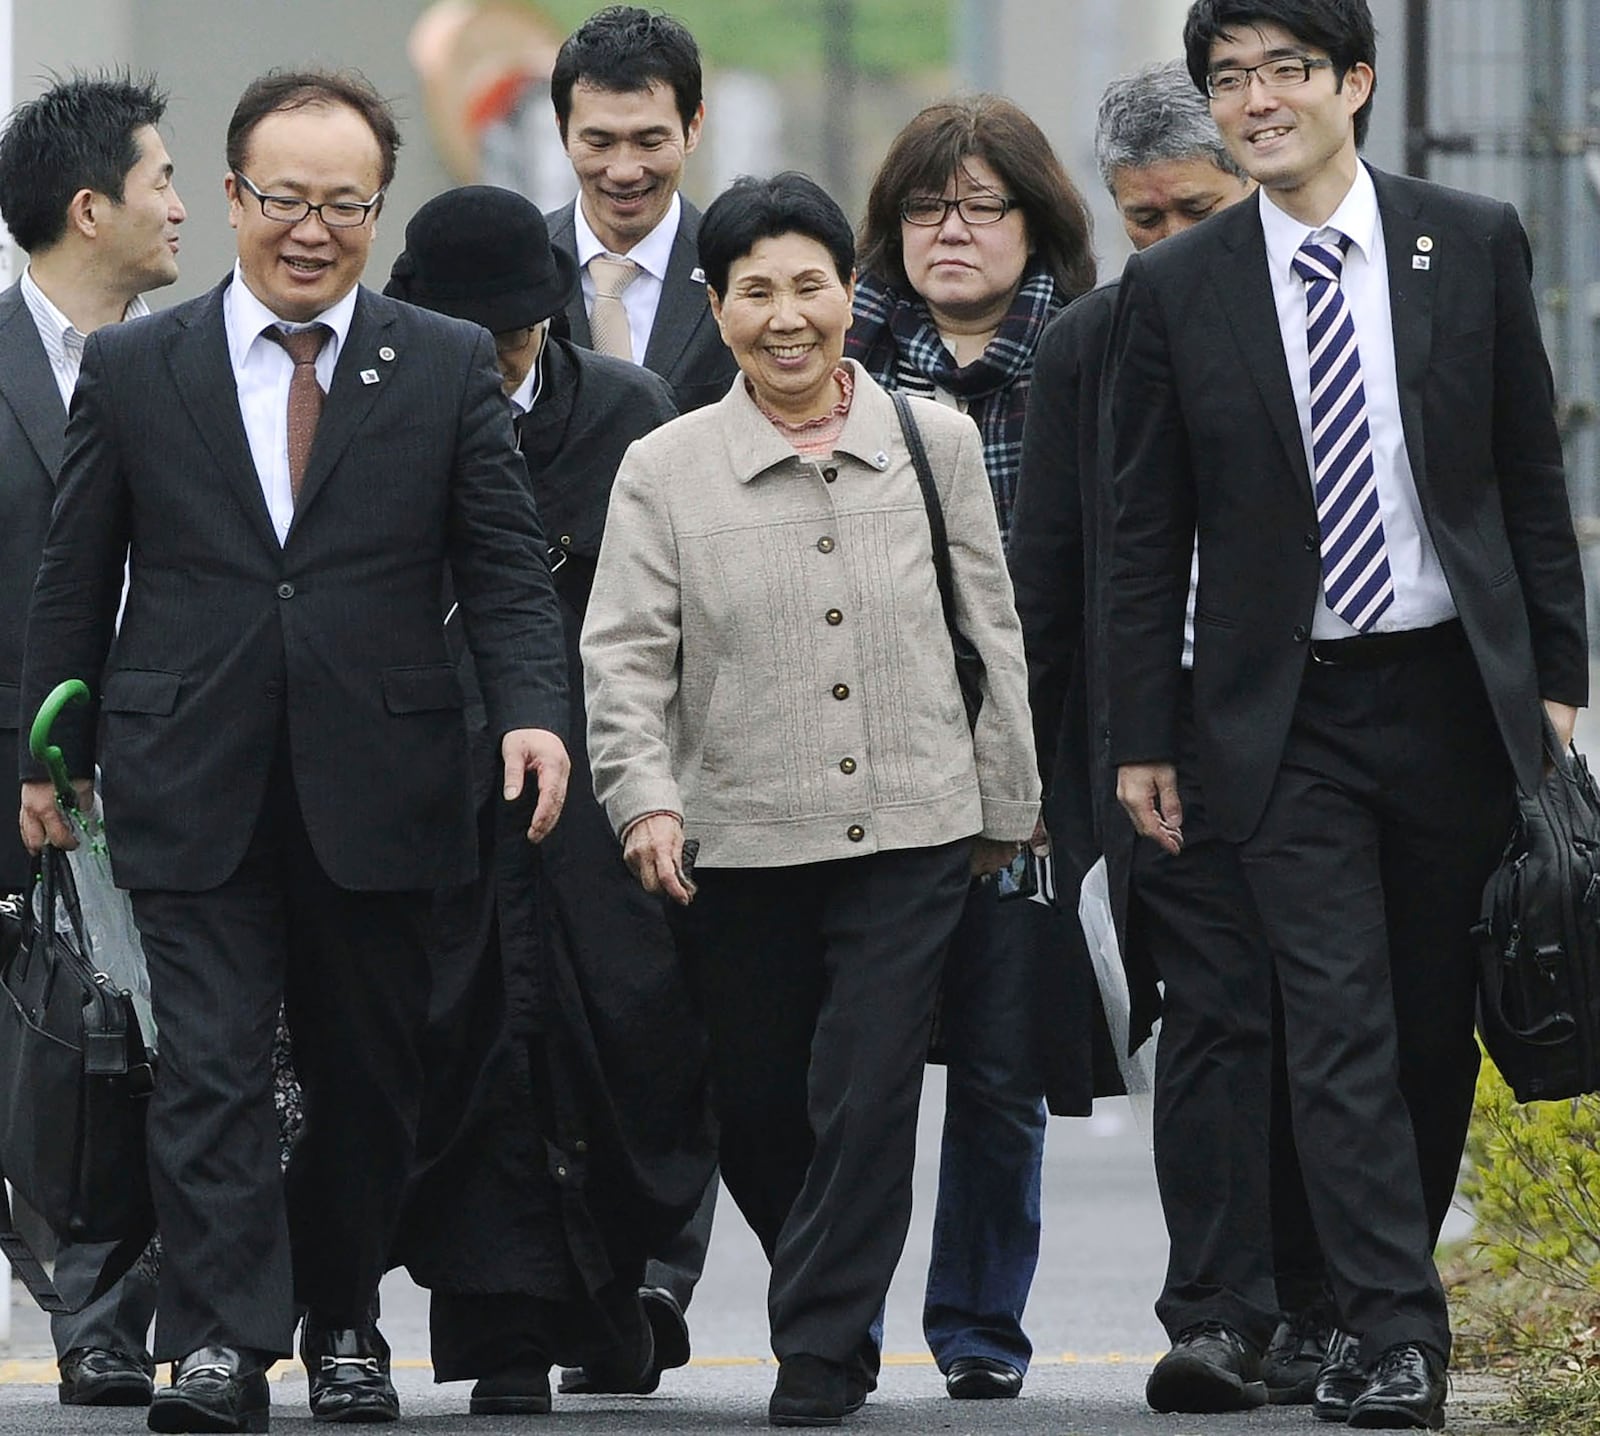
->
xmin=1292 ymin=234 xmax=1393 ymax=631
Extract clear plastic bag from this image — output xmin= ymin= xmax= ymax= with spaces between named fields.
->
xmin=1077 ymin=855 xmax=1157 ymax=1136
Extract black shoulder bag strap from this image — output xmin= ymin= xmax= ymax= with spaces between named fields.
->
xmin=889 ymin=390 xmax=985 ymax=730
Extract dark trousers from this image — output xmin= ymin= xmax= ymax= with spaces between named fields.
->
xmin=50 ymin=1238 xmax=158 ymax=1367
xmin=1132 ymin=696 xmax=1281 ymax=1351
xmin=131 ymin=742 xmax=433 ymax=1361
xmin=673 ymin=840 xmax=972 ymax=1365
xmin=1238 ymin=631 xmax=1512 ymax=1364
xmin=643 ymin=1172 xmax=718 ymax=1311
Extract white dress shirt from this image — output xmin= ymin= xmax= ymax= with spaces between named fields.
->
xmin=573 ymin=192 xmax=681 ymax=365
xmin=21 ymin=267 xmax=149 ymax=407
xmin=223 ymin=264 xmax=359 ymax=546
xmin=1259 ymin=162 xmax=1456 ymax=638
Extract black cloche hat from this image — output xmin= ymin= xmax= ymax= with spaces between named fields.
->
xmin=384 ymin=184 xmax=579 ymax=330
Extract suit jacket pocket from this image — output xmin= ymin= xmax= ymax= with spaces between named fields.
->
xmin=381 ymin=664 xmax=465 ymax=714
xmin=101 ymin=669 xmax=182 ymax=715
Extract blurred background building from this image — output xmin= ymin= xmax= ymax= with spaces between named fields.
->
xmin=5 ymin=0 xmax=1599 ymax=641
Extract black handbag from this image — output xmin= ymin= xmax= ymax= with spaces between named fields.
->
xmin=890 ymin=390 xmax=986 ymax=731
xmin=0 ymin=848 xmax=156 ymax=1306
xmin=1472 ymin=726 xmax=1600 ymax=1102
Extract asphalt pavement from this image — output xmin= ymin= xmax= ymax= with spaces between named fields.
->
xmin=0 ymin=1075 xmax=1516 ymax=1433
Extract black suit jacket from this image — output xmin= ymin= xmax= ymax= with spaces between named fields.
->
xmin=546 ymin=197 xmax=738 ymax=413
xmin=1105 ymin=168 xmax=1588 ymax=842
xmin=0 ymin=282 xmax=67 ymax=891
xmin=19 ymin=277 xmax=567 ymax=894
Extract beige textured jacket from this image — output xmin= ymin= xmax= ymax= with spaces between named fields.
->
xmin=581 ymin=361 xmax=1040 ymax=868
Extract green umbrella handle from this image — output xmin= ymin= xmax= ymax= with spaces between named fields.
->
xmin=28 ymin=679 xmax=91 ymax=808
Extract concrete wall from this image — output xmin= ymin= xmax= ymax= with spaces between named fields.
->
xmin=11 ymin=0 xmax=453 ymax=306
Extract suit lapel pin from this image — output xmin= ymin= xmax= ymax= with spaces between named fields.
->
xmin=690 ymin=266 xmax=706 ymax=284
xmin=378 ymin=345 xmax=396 ymax=362
xmin=360 ymin=368 xmax=380 ymax=385
xmin=1413 ymin=255 xmax=1431 ymax=270
xmin=1416 ymin=235 xmax=1434 ymax=252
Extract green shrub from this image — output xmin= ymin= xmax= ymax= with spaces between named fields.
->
xmin=1455 ymin=1054 xmax=1600 ymax=1430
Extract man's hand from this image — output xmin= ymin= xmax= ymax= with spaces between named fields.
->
xmin=1543 ymin=698 xmax=1579 ymax=754
xmin=623 ymin=812 xmax=694 ymax=905
xmin=501 ymin=728 xmax=570 ymax=844
xmin=19 ymin=777 xmax=95 ymax=855
xmin=1117 ymin=762 xmax=1184 ymax=856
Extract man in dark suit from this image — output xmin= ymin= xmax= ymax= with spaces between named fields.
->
xmin=544 ymin=5 xmax=737 ymax=416
xmin=1014 ymin=59 xmax=1340 ymax=1416
xmin=1106 ymin=2 xmax=1587 ymax=1428
xmin=0 ymin=71 xmax=187 ymax=1410
xmin=18 ymin=71 xmax=570 ymax=1434
xmin=540 ymin=5 xmax=731 ymax=1392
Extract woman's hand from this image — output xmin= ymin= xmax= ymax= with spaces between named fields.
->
xmin=623 ymin=812 xmax=695 ymax=905
xmin=971 ymin=836 xmax=1020 ymax=878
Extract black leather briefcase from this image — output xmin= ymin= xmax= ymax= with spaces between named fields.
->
xmin=0 ymin=848 xmax=155 ymax=1245
xmin=1472 ymin=732 xmax=1600 ymax=1102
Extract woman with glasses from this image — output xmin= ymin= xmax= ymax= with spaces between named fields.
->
xmin=847 ymin=95 xmax=1097 ymax=1402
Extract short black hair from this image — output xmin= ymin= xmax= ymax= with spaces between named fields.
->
xmin=0 ymin=72 xmax=168 ymax=254
xmin=227 ymin=69 xmax=402 ymax=193
xmin=1183 ymin=0 xmax=1378 ymax=147
xmin=698 ymin=172 xmax=854 ymax=299
xmin=550 ymin=6 xmax=702 ymax=141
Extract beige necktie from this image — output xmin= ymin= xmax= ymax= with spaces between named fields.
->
xmin=588 ymin=255 xmax=639 ymax=361
xmin=264 ymin=324 xmax=331 ymax=504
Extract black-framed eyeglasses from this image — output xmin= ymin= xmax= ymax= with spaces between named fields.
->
xmin=233 ymin=171 xmax=384 ymax=228
xmin=899 ymin=194 xmax=1015 ymax=227
xmin=1206 ymin=55 xmax=1334 ymax=98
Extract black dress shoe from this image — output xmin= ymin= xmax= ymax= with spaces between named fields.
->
xmin=1145 ymin=1322 xmax=1268 ymax=1413
xmin=1314 ymin=1328 xmax=1369 ymax=1423
xmin=1264 ymin=1306 xmax=1333 ymax=1405
xmin=470 ymin=1364 xmax=552 ymax=1416
xmin=557 ymin=1284 xmax=683 ymax=1394
xmin=148 ymin=1346 xmax=270 ymax=1434
xmin=60 ymin=1346 xmax=155 ymax=1406
xmin=1347 ymin=1343 xmax=1446 ymax=1430
xmin=300 ymin=1316 xmax=398 ymax=1424
xmin=945 ymin=1356 xmax=1023 ymax=1399
xmin=769 ymin=1353 xmax=848 ymax=1428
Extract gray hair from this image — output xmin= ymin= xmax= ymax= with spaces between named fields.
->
xmin=1093 ymin=58 xmax=1246 ymax=193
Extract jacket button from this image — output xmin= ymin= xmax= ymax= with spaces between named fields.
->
xmin=1304 ymin=532 xmax=1318 ymax=551
xmin=822 ymin=466 xmax=838 ymax=483
xmin=839 ymin=757 xmax=856 ymax=774
xmin=846 ymin=824 xmax=865 ymax=842
xmin=832 ymin=683 xmax=850 ymax=700
xmin=825 ymin=608 xmax=843 ymax=626
xmin=574 ymin=1140 xmax=588 ymax=1154
xmin=816 ymin=536 xmax=835 ymax=553
xmin=276 ymin=581 xmax=295 ymax=599
xmin=264 ymin=682 xmax=282 ymax=700
xmin=559 ymin=534 xmax=573 ymax=546
xmin=1293 ymin=624 xmax=1309 ymax=642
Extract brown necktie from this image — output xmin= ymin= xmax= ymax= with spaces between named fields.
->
xmin=264 ymin=324 xmax=331 ymax=503
xmin=587 ymin=255 xmax=639 ymax=361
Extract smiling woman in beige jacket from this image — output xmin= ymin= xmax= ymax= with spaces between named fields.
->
xmin=580 ymin=172 xmax=1038 ymax=1430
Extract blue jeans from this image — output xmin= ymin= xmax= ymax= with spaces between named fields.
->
xmin=922 ymin=881 xmax=1047 ymax=1374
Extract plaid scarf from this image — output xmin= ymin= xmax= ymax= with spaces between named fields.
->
xmin=846 ymin=261 xmax=1062 ymax=543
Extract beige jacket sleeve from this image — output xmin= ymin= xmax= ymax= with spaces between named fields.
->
xmin=936 ymin=411 xmax=1042 ymax=840
xmin=580 ymin=446 xmax=685 ymax=837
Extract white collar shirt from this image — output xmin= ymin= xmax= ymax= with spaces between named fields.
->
xmin=223 ymin=263 xmax=359 ymax=546
xmin=573 ymin=191 xmax=680 ymax=365
xmin=1259 ymin=161 xmax=1455 ymax=638
xmin=21 ymin=266 xmax=149 ymax=408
